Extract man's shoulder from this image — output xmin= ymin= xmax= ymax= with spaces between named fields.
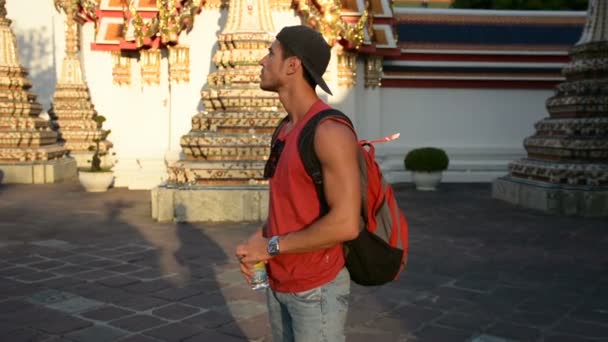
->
xmin=315 ymin=116 xmax=357 ymax=149
xmin=315 ymin=109 xmax=355 ymax=137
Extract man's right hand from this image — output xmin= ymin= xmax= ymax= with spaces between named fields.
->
xmin=235 ymin=227 xmax=265 ymax=284
xmin=239 ymin=255 xmax=253 ymax=284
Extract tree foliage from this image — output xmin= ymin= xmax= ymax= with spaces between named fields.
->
xmin=451 ymin=0 xmax=589 ymax=10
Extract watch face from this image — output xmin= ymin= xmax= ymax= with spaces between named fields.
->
xmin=268 ymin=237 xmax=279 ymax=256
xmin=269 ymin=244 xmax=277 ymax=255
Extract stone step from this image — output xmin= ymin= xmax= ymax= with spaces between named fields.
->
xmin=509 ymin=158 xmax=608 ymax=186
xmin=0 ymin=130 xmax=59 ymax=146
xmin=190 ymin=112 xmax=283 ymax=132
xmin=546 ymin=94 xmax=608 ymax=118
xmin=63 ymin=140 xmax=112 ymax=154
xmin=180 ymin=132 xmax=270 ymax=147
xmin=0 ymin=117 xmax=49 ymax=130
xmin=168 ymin=161 xmax=266 ymax=185
xmin=0 ymin=144 xmax=69 ymax=162
xmin=524 ymin=136 xmax=608 ymax=162
xmin=181 ymin=146 xmax=268 ymax=160
xmin=53 ymin=119 xmax=100 ymax=130
xmin=534 ymin=117 xmax=608 ymax=135
xmin=0 ymin=100 xmax=42 ymax=116
xmin=51 ymin=104 xmax=97 ymax=114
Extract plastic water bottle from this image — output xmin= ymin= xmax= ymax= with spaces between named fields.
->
xmin=250 ymin=261 xmax=269 ymax=291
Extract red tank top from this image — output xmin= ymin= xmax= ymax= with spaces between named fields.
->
xmin=266 ymin=100 xmax=345 ymax=293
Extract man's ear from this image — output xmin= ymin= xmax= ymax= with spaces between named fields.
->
xmin=285 ymin=57 xmax=301 ymax=76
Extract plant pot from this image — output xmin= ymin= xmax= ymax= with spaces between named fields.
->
xmin=412 ymin=171 xmax=442 ymax=191
xmin=78 ymin=170 xmax=114 ymax=192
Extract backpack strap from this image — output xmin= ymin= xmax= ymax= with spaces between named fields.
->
xmin=270 ymin=115 xmax=290 ymax=144
xmin=298 ymin=109 xmax=354 ymax=217
xmin=264 ymin=115 xmax=290 ymax=177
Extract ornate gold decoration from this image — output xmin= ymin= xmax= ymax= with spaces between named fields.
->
xmin=169 ymin=0 xmax=285 ymax=185
xmin=337 ymin=50 xmax=357 ymax=87
xmin=295 ymin=0 xmax=369 ymax=48
xmin=112 ymin=51 xmax=131 ymax=85
xmin=125 ymin=0 xmax=203 ymax=48
xmin=364 ymin=55 xmax=382 ymax=89
xmin=140 ymin=49 xmax=162 ymax=85
xmin=0 ymin=0 xmax=5 ymax=20
xmin=54 ymin=0 xmax=99 ymax=21
xmin=0 ymin=0 xmax=18 ymax=67
xmin=168 ymin=45 xmax=190 ymax=83
xmin=79 ymin=0 xmax=99 ymax=20
xmin=51 ymin=0 xmax=112 ymax=165
xmin=0 ymin=0 xmax=69 ymax=163
xmin=270 ymin=0 xmax=293 ymax=10
xmin=203 ymin=0 xmax=228 ymax=9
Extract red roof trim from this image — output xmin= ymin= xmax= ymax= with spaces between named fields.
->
xmin=386 ymin=54 xmax=571 ymax=63
xmin=381 ymin=79 xmax=559 ymax=89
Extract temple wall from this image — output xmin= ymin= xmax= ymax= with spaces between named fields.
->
xmin=351 ymin=86 xmax=551 ymax=183
xmin=79 ymin=9 xmax=301 ymax=189
xmin=79 ymin=9 xmax=226 ymax=189
xmin=5 ymin=1 xmax=558 ymax=187
xmin=325 ymin=58 xmax=552 ymax=183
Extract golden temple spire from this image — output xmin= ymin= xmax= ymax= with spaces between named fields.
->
xmin=50 ymin=0 xmax=112 ymax=167
xmin=222 ymin=0 xmax=275 ymax=33
xmin=55 ymin=0 xmax=84 ymax=84
xmin=64 ymin=1 xmax=78 ymax=58
xmin=168 ymin=0 xmax=284 ymax=186
xmin=0 ymin=0 xmax=20 ymax=68
xmin=0 ymin=0 xmax=75 ymax=183
xmin=154 ymin=0 xmax=286 ymax=221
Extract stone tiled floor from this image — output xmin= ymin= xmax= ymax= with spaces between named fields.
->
xmin=0 ymin=180 xmax=606 ymax=341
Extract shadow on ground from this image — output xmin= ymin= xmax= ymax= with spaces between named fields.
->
xmin=0 ymin=180 xmax=606 ymax=341
xmin=0 ymin=180 xmax=266 ymax=341
xmin=346 ymin=183 xmax=608 ymax=342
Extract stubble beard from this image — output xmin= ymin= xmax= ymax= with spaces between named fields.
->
xmin=259 ymin=79 xmax=278 ymax=93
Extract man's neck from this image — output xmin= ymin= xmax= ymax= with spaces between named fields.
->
xmin=279 ymin=86 xmax=320 ymax=125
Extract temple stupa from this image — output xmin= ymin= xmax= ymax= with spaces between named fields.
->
xmin=493 ymin=0 xmax=608 ymax=216
xmin=50 ymin=0 xmax=112 ymax=168
xmin=0 ymin=0 xmax=76 ymax=183
xmin=152 ymin=0 xmax=286 ymax=222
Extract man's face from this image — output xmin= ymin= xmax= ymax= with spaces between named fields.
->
xmin=259 ymin=40 xmax=289 ymax=92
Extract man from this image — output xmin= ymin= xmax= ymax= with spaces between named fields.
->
xmin=235 ymin=25 xmax=361 ymax=341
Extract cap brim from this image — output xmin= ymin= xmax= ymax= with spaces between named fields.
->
xmin=302 ymin=60 xmax=333 ymax=96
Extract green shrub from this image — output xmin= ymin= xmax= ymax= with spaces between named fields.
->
xmin=84 ymin=115 xmax=112 ymax=172
xmin=404 ymin=147 xmax=449 ymax=172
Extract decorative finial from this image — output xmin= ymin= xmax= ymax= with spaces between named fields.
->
xmin=576 ymin=0 xmax=608 ymax=45
xmin=1 ymin=0 xmax=9 ymax=22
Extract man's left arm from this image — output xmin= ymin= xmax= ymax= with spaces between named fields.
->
xmin=278 ymin=120 xmax=361 ymax=252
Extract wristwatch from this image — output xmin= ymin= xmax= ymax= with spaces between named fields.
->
xmin=268 ymin=236 xmax=280 ymax=256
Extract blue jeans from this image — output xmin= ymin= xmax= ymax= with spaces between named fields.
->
xmin=266 ymin=268 xmax=350 ymax=342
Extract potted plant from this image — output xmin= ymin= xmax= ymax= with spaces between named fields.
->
xmin=78 ymin=116 xmax=114 ymax=192
xmin=404 ymin=147 xmax=449 ymax=191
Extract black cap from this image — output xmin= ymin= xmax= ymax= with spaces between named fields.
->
xmin=276 ymin=25 xmax=333 ymax=95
